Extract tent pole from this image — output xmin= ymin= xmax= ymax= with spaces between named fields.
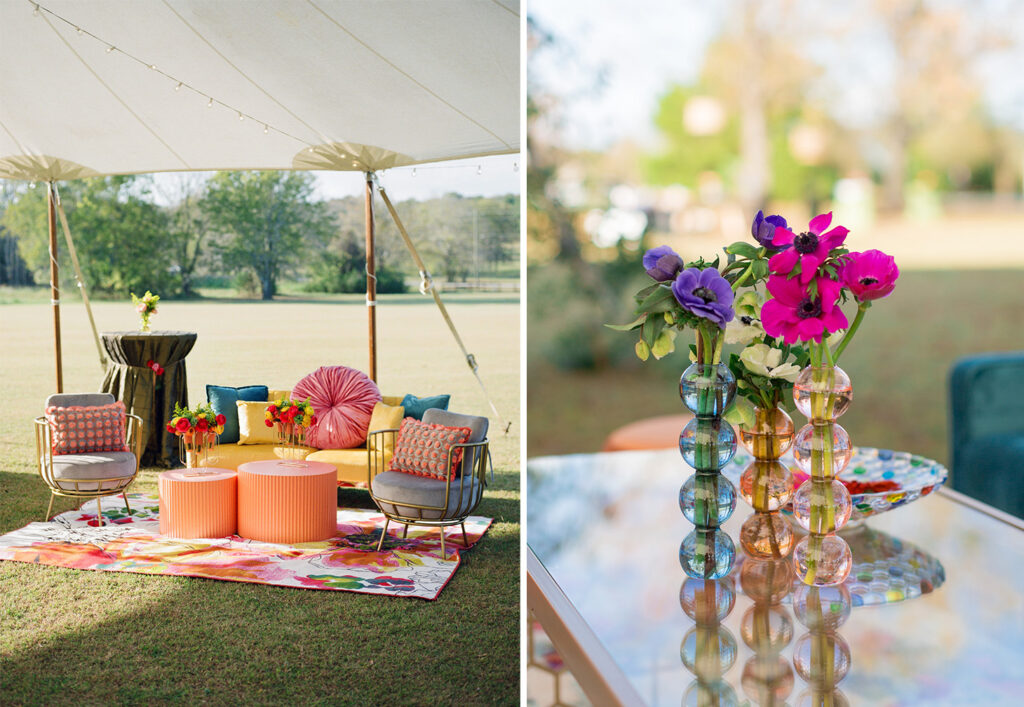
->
xmin=47 ymin=181 xmax=63 ymax=393
xmin=364 ymin=171 xmax=377 ymax=382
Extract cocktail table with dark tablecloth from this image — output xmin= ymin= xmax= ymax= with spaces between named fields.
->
xmin=100 ymin=330 xmax=196 ymax=467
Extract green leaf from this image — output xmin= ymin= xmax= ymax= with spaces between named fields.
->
xmin=637 ymin=286 xmax=675 ymax=313
xmin=725 ymin=242 xmax=758 ymax=259
xmin=605 ymin=314 xmax=647 ymax=332
xmin=752 ymin=258 xmax=770 ymax=280
xmin=634 ymin=283 xmax=660 ymax=302
xmin=651 ymin=328 xmax=678 ymax=359
xmin=642 ymin=314 xmax=667 ymax=347
xmin=635 ymin=340 xmax=650 ymax=361
xmin=723 ymin=396 xmax=756 ymax=427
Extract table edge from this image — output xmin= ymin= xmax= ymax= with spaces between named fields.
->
xmin=527 ymin=547 xmax=645 ymax=707
xmin=936 ymin=486 xmax=1024 ymax=530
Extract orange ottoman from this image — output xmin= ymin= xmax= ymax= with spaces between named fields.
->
xmin=237 ymin=460 xmax=337 ymax=543
xmin=158 ymin=469 xmax=238 ymax=538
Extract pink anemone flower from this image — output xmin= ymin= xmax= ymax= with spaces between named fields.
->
xmin=769 ymin=212 xmax=849 ymax=285
xmin=841 ymin=249 xmax=899 ymax=301
xmin=761 ymin=274 xmax=848 ymax=344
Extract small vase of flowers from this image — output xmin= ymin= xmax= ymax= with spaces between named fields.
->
xmin=167 ymin=402 xmax=225 ymax=473
xmin=265 ymin=398 xmax=316 ymax=463
xmin=131 ymin=290 xmax=160 ymax=332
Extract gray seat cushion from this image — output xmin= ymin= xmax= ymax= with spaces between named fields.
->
xmin=422 ymin=409 xmax=488 ymax=477
xmin=46 ymin=393 xmax=115 ymax=409
xmin=49 ymin=451 xmax=138 ymax=491
xmin=371 ymin=470 xmax=481 ymax=520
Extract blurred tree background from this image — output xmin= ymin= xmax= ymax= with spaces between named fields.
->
xmin=0 ymin=173 xmax=519 ymax=301
xmin=527 ymin=0 xmax=1024 ymax=471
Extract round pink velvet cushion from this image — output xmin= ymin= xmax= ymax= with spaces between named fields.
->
xmin=292 ymin=366 xmax=381 ymax=449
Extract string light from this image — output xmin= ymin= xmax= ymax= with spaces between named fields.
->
xmin=30 ymin=1 xmax=318 ymax=151
xmin=513 ymin=161 xmax=519 ymax=172
xmin=412 ymin=168 xmax=417 ymax=177
xmin=476 ymin=165 xmax=482 ymax=175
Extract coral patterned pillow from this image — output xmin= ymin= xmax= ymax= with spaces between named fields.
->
xmin=45 ymin=401 xmax=129 ymax=455
xmin=389 ymin=418 xmax=472 ymax=480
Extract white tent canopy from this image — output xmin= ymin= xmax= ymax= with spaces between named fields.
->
xmin=0 ymin=0 xmax=518 ymax=427
xmin=0 ymin=0 xmax=519 ymax=180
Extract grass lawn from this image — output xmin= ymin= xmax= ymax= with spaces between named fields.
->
xmin=0 ymin=292 xmax=520 ymax=705
xmin=527 ymin=269 xmax=1024 ymax=479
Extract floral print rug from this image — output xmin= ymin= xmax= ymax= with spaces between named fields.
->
xmin=0 ymin=493 xmax=491 ymax=600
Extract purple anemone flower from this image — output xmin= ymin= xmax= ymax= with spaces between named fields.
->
xmin=642 ymin=245 xmax=684 ymax=281
xmin=671 ymin=267 xmax=735 ymax=328
xmin=751 ymin=210 xmax=790 ymax=252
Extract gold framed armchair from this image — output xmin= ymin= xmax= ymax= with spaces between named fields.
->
xmin=368 ymin=409 xmax=492 ymax=558
xmin=34 ymin=393 xmax=144 ymax=525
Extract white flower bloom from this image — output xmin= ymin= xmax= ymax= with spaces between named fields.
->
xmin=724 ymin=317 xmax=763 ymax=345
xmin=740 ymin=343 xmax=800 ymax=382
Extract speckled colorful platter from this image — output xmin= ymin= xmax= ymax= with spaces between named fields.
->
xmin=723 ymin=446 xmax=948 ymax=521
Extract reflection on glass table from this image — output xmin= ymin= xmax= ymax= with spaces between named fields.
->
xmin=527 ymin=449 xmax=1024 ymax=706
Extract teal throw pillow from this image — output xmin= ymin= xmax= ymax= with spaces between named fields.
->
xmin=400 ymin=394 xmax=451 ymax=421
xmin=207 ymin=385 xmax=269 ymax=444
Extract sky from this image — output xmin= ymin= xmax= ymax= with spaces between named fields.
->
xmin=148 ymin=153 xmax=520 ymax=206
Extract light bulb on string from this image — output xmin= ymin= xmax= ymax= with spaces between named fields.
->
xmin=263 ymin=124 xmax=269 ymax=134
xmin=207 ymin=97 xmax=213 ymax=108
xmin=412 ymin=168 xmax=417 ymax=177
xmin=174 ymin=82 xmax=182 ymax=91
xmin=32 ymin=5 xmax=39 ymax=17
xmin=476 ymin=165 xmax=482 ymax=175
xmin=513 ymin=161 xmax=519 ymax=172
xmin=149 ymin=64 xmax=157 ymax=70
xmin=238 ymin=112 xmax=244 ymax=121
xmin=75 ymin=27 xmax=82 ymax=35
xmin=106 ymin=45 xmax=115 ymax=53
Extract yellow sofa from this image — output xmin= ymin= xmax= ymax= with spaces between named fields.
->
xmin=205 ymin=393 xmax=405 ymax=485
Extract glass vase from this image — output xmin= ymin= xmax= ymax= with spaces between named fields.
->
xmin=791 ymin=363 xmax=854 ymax=586
xmin=679 ymin=576 xmax=739 ymax=707
xmin=181 ymin=430 xmax=218 ymax=474
xmin=678 ymin=363 xmax=738 ymax=579
xmin=738 ymin=405 xmax=794 ymax=460
xmin=275 ymin=422 xmax=308 ymax=465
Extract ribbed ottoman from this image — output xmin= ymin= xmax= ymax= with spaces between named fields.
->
xmin=158 ymin=469 xmax=237 ymax=538
xmin=237 ymin=460 xmax=337 ymax=543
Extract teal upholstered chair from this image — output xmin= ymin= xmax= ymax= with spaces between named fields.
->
xmin=367 ymin=409 xmax=491 ymax=558
xmin=949 ymin=353 xmax=1024 ymax=518
xmin=34 ymin=393 xmax=144 ymax=525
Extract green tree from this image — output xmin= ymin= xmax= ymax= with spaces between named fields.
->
xmin=2 ymin=176 xmax=174 ymax=296
xmin=201 ymin=171 xmax=336 ymax=300
xmin=155 ymin=174 xmax=209 ymax=298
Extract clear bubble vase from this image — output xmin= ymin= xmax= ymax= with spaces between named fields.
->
xmin=792 ymin=363 xmax=854 ymax=586
xmin=678 ymin=362 xmax=738 ymax=579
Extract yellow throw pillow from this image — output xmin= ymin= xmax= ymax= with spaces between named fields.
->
xmin=381 ymin=395 xmax=404 ymax=407
xmin=237 ymin=401 xmax=278 ymax=445
xmin=367 ymin=401 xmax=404 ymax=452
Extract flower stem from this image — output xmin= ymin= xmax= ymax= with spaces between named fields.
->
xmin=833 ymin=302 xmax=869 ymax=363
xmin=732 ymin=262 xmax=755 ymax=290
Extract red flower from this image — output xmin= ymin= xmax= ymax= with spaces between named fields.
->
xmin=761 ymin=274 xmax=848 ymax=344
xmin=175 ymin=417 xmax=191 ymax=433
xmin=264 ymin=419 xmax=273 ymax=428
xmin=165 ymin=423 xmax=174 ymax=433
xmin=216 ymin=414 xmax=226 ymax=426
xmin=769 ymin=212 xmax=849 ymax=285
xmin=146 ymin=360 xmax=165 ymax=375
xmin=196 ymin=417 xmax=209 ymax=431
xmin=309 ymin=415 xmax=316 ymax=426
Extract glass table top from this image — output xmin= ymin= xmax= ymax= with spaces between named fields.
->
xmin=527 ymin=449 xmax=1024 ymax=706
